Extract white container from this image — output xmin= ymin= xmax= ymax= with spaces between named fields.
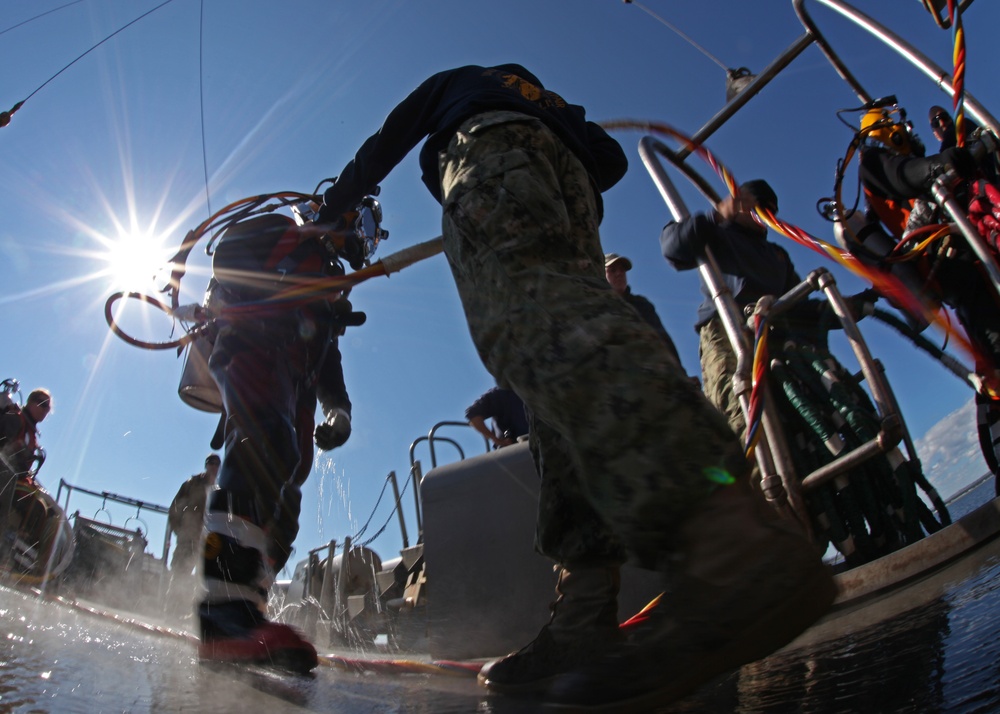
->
xmin=178 ymin=334 xmax=222 ymax=413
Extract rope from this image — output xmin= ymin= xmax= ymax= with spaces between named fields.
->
xmin=598 ymin=119 xmax=956 ymax=557
xmin=622 ymin=1 xmax=728 ymax=73
xmin=885 ymin=224 xmax=952 ymax=262
xmin=355 ymin=474 xmax=410 ymax=549
xmin=322 ymin=654 xmax=481 ymax=677
xmin=348 ymin=473 xmax=394 ymax=543
xmin=869 ymin=307 xmax=976 ymax=389
xmin=769 ymin=341 xmax=946 ymax=561
xmin=921 ymin=0 xmax=950 ymax=29
xmin=198 ymin=0 xmax=213 ymax=218
xmin=0 ymin=1 xmax=84 ymax=37
xmin=743 ymin=313 xmax=769 ymax=461
xmin=44 ymin=592 xmax=198 ymax=644
xmin=1 ymin=0 xmax=178 ymax=128
xmin=948 ymin=0 xmax=967 ymax=148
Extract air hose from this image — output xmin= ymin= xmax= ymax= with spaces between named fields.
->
xmin=870 ymin=307 xmax=976 ymax=390
xmin=766 ymin=336 xmax=947 ymax=564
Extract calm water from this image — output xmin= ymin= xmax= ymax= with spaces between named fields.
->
xmin=0 ymin=486 xmax=997 ymax=713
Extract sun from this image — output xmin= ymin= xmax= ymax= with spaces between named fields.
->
xmin=98 ymin=229 xmax=174 ymax=293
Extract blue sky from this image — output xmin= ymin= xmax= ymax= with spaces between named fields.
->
xmin=2 ymin=0 xmax=998 ymax=571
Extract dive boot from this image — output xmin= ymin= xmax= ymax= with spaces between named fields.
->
xmin=478 ymin=565 xmax=621 ymax=693
xmin=199 ymin=599 xmax=318 ymax=674
xmin=545 ymin=481 xmax=837 ymax=710
xmin=199 ymin=516 xmax=318 ymax=674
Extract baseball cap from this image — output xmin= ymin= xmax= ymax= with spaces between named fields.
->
xmin=604 ymin=253 xmax=632 ymax=270
xmin=740 ymin=180 xmax=779 ymax=213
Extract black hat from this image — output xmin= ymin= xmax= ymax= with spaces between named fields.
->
xmin=205 ymin=454 xmax=221 ymax=466
xmin=740 ymin=180 xmax=778 ymax=213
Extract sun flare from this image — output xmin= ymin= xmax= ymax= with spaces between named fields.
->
xmin=98 ymin=230 xmax=173 ymax=293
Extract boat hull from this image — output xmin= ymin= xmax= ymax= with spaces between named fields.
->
xmin=421 ymin=443 xmax=1000 ymax=659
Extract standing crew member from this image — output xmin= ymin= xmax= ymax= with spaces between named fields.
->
xmin=660 ymin=180 xmax=796 ymax=439
xmin=465 ymin=386 xmax=528 ymax=449
xmin=313 ymin=64 xmax=834 ymax=709
xmin=604 ymin=251 xmax=687 ymax=371
xmin=167 ymin=454 xmax=221 ymax=577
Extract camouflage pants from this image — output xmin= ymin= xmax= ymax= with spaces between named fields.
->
xmin=170 ymin=529 xmax=202 ymax=576
xmin=698 ymin=315 xmax=747 ymax=441
xmin=439 ymin=111 xmax=746 ymax=569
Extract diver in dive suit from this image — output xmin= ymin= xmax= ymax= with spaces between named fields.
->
xmin=0 ymin=388 xmax=52 ymax=564
xmin=196 ymin=214 xmax=363 ymax=672
xmin=855 ymin=103 xmax=1000 ymax=496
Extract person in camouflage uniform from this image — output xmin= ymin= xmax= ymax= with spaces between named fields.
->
xmin=316 ymin=63 xmax=834 ymax=709
xmin=603 ymin=251 xmax=687 ymax=370
xmin=167 ymin=453 xmax=220 ymax=577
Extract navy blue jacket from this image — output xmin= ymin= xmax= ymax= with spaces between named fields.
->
xmin=660 ymin=213 xmax=799 ymax=330
xmin=319 ymin=64 xmax=627 ymax=221
xmin=465 ymin=387 xmax=529 ymax=439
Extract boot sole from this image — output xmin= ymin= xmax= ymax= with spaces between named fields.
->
xmin=547 ymin=562 xmax=837 ymax=712
xmin=199 ymin=646 xmax=318 ymax=675
xmin=479 ymin=649 xmax=618 ymax=695
xmin=199 ymin=655 xmax=318 ymax=677
xmin=479 ymin=669 xmax=563 ymax=695
xmin=199 ymin=637 xmax=319 ymax=675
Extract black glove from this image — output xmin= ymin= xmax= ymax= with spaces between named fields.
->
xmin=314 ymin=188 xmax=343 ymax=226
xmin=846 ymin=288 xmax=880 ymax=321
xmin=331 ymin=297 xmax=366 ymax=329
xmin=339 ymin=228 xmax=367 ymax=271
xmin=315 ymin=203 xmax=366 ymax=271
xmin=942 ymin=146 xmax=978 ymax=180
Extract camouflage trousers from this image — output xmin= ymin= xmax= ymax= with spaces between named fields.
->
xmin=698 ymin=315 xmax=747 ymax=441
xmin=439 ymin=111 xmax=746 ymax=569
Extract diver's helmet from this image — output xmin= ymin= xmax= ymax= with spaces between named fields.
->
xmin=860 ymin=108 xmax=913 ymax=155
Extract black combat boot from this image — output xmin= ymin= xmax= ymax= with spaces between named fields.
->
xmin=546 ymin=481 xmax=836 ymax=711
xmin=477 ymin=564 xmax=622 ymax=693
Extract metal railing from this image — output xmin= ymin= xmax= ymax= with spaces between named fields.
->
xmin=55 ymin=478 xmax=170 ymax=561
xmin=633 ymin=0 xmax=980 ymax=524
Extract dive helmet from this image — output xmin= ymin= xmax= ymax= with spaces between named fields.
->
xmin=860 ymin=108 xmax=912 ymax=154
